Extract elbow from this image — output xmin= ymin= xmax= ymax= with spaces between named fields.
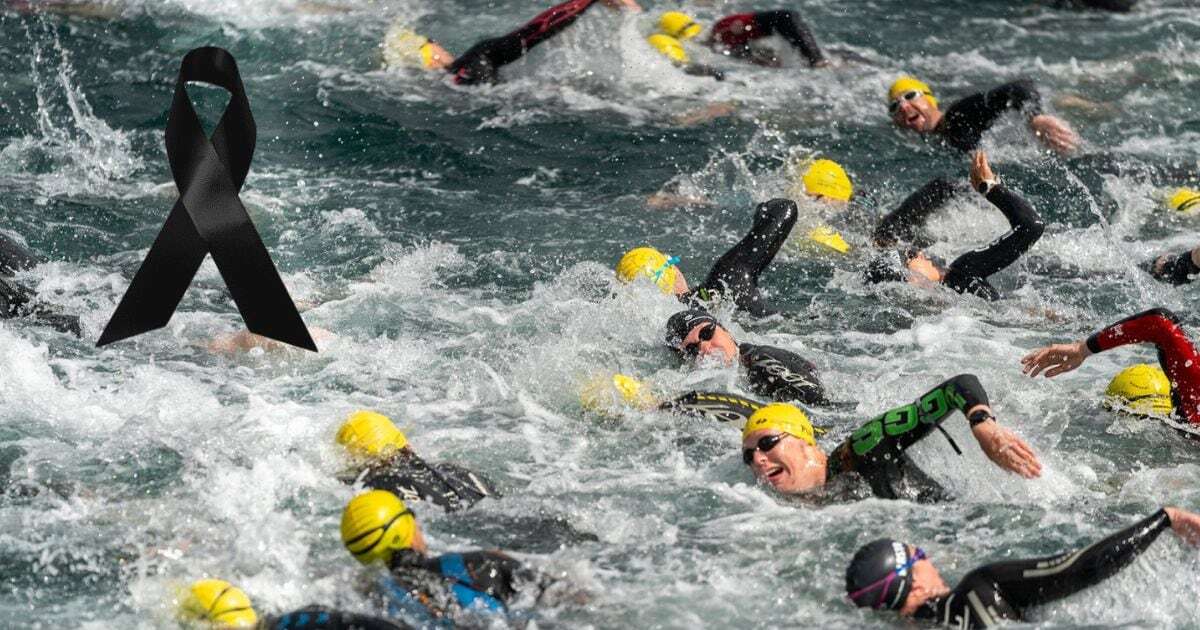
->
xmin=1145 ymin=307 xmax=1181 ymax=325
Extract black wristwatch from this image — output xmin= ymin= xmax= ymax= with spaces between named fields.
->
xmin=976 ymin=179 xmax=998 ymax=196
xmin=968 ymin=409 xmax=996 ymax=427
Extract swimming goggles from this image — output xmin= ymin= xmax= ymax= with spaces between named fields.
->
xmin=846 ymin=547 xmax=927 ymax=609
xmin=742 ymin=433 xmax=789 ymax=465
xmin=681 ymin=322 xmax=716 ymax=357
xmin=888 ymin=90 xmax=929 ymax=114
xmin=651 ymin=255 xmax=680 ymax=283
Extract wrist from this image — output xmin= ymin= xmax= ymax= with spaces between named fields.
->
xmin=976 ymin=178 xmax=999 ymax=196
xmin=968 ymin=408 xmax=996 ymax=428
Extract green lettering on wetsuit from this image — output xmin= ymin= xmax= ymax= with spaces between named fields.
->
xmin=850 ymin=384 xmax=964 ymax=456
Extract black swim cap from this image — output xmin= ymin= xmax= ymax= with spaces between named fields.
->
xmin=665 ymin=309 xmax=717 ymax=348
xmin=845 ymin=539 xmax=914 ymax=610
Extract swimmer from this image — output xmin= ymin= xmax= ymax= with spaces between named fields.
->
xmin=617 ymin=198 xmax=797 ymax=316
xmin=664 ymin=309 xmax=828 ymax=406
xmin=845 ymin=506 xmax=1200 ymax=626
xmin=1150 ymin=245 xmax=1200 ymax=285
xmin=335 ymin=411 xmax=496 ymax=512
xmin=0 ymin=231 xmax=80 ymax=336
xmin=887 ymin=75 xmax=1079 ymax=154
xmin=581 ymin=372 xmax=777 ymax=426
xmin=654 ymin=10 xmax=828 ymax=69
xmin=384 ymin=0 xmax=640 ymax=85
xmin=1021 ymin=307 xmax=1200 ymax=428
xmin=342 ymin=490 xmax=563 ymax=626
xmin=178 ymin=578 xmax=406 ymax=629
xmin=741 ymin=377 xmax=1041 ymax=503
xmin=864 ymin=151 xmax=1045 ymax=301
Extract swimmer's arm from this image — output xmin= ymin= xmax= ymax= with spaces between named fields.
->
xmin=599 ymin=0 xmax=641 ymax=10
xmin=682 ymin=64 xmax=726 ymax=81
xmin=982 ymin=80 xmax=1043 ymax=119
xmin=872 ymin=177 xmax=958 ymax=246
xmin=849 ymin=374 xmax=989 ymax=456
xmin=973 ymin=509 xmax=1172 ymax=610
xmin=1024 ymin=308 xmax=1188 ymax=379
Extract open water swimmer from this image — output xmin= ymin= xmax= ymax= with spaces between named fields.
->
xmin=845 ymin=506 xmax=1200 ymax=627
xmin=741 ymin=377 xmax=1040 ymax=502
xmin=382 ymin=0 xmax=640 ymax=85
xmin=887 ymin=76 xmax=1079 ymax=154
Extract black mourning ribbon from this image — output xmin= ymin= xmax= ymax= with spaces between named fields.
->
xmin=98 ymin=47 xmax=315 ymax=351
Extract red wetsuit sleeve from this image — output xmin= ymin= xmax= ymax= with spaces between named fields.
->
xmin=711 ymin=13 xmax=759 ymax=49
xmin=512 ymin=0 xmax=598 ymax=50
xmin=1086 ymin=308 xmax=1200 ymax=424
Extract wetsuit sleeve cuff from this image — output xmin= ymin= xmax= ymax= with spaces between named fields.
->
xmin=1085 ymin=334 xmax=1103 ymax=354
xmin=982 ymin=183 xmax=1006 ymax=200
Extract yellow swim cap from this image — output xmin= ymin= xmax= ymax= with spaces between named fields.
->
xmin=616 ymin=247 xmax=678 ymax=293
xmin=336 ymin=410 xmax=409 ymax=458
xmin=1166 ymin=188 xmax=1200 ymax=212
xmin=341 ymin=490 xmax=417 ymax=565
xmin=800 ymin=159 xmax=853 ymax=202
xmin=742 ymin=403 xmax=816 ymax=445
xmin=647 ymin=34 xmax=689 ymax=65
xmin=888 ymin=76 xmax=938 ymax=109
xmin=659 ymin=11 xmax=702 ymax=40
xmin=806 ymin=226 xmax=851 ymax=254
xmin=1104 ymin=364 xmax=1174 ymax=417
xmin=580 ymin=373 xmax=658 ymax=412
xmin=382 ymin=23 xmax=437 ymax=70
xmin=179 ymin=579 xmax=258 ymax=628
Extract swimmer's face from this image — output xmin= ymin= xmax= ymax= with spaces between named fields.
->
xmin=680 ymin=322 xmax=737 ymax=364
xmin=905 ymin=252 xmax=943 ymax=285
xmin=892 ymin=93 xmax=939 ymax=133
xmin=673 ymin=269 xmax=690 ymax=295
xmin=742 ymin=429 xmax=817 ymax=493
xmin=425 ymin=42 xmax=454 ymax=70
xmin=899 ymin=543 xmax=948 ymax=615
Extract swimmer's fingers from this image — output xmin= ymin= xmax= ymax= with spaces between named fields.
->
xmin=1165 ymin=508 xmax=1200 ymax=546
xmin=1006 ymin=436 xmax=1042 ymax=478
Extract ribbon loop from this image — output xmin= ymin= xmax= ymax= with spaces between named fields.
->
xmin=98 ymin=47 xmax=315 ymax=351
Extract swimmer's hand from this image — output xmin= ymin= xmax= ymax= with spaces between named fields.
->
xmin=969 ymin=150 xmax=995 ymax=193
xmin=600 ymin=0 xmax=641 ymax=11
xmin=1020 ymin=340 xmax=1090 ymax=378
xmin=972 ymin=420 xmax=1042 ymax=479
xmin=1165 ymin=507 xmax=1200 ymax=546
xmin=1030 ymin=114 xmax=1079 ymax=155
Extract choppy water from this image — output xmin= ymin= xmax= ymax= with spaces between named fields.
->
xmin=2 ymin=0 xmax=1200 ymax=628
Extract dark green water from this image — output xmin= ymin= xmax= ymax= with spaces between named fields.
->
xmin=1 ymin=0 xmax=1199 ymax=627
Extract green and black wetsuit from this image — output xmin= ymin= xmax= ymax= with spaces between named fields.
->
xmin=914 ymin=509 xmax=1172 ymax=628
xmin=825 ymin=374 xmax=989 ymax=502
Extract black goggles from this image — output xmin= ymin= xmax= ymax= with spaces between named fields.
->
xmin=681 ymin=322 xmax=716 ymax=357
xmin=742 ymin=433 xmax=788 ymax=465
xmin=888 ymin=90 xmax=925 ymax=114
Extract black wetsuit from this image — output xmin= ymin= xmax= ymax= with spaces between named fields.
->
xmin=1054 ymin=0 xmax=1138 ymax=11
xmin=661 ymin=390 xmax=765 ymax=425
xmin=708 ymin=11 xmax=826 ymax=67
xmin=872 ymin=178 xmax=959 ymax=249
xmin=825 ymin=374 xmax=989 ymax=503
xmin=346 ymin=451 xmax=497 ymax=513
xmin=263 ymin=608 xmax=410 ymax=630
xmin=374 ymin=549 xmax=539 ymax=625
xmin=1151 ymin=249 xmax=1199 ymax=285
xmin=739 ymin=342 xmax=827 ymax=405
xmin=872 ymin=184 xmax=1044 ymax=301
xmin=448 ymin=0 xmax=600 ymax=85
xmin=683 ymin=198 xmax=797 ymax=317
xmin=913 ymin=509 xmax=1171 ymax=628
xmin=0 ymin=232 xmax=80 ymax=336
xmin=935 ymin=81 xmax=1043 ymax=152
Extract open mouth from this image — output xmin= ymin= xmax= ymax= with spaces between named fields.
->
xmin=766 ymin=466 xmax=785 ymax=482
xmin=906 ymin=111 xmax=921 ymax=126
